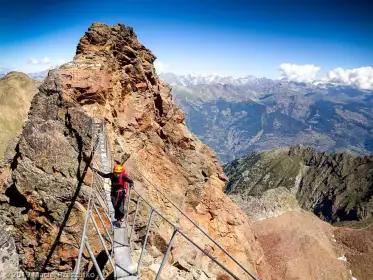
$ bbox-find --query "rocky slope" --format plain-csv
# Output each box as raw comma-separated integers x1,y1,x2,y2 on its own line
0,72,40,160
160,73,373,163
253,211,373,280
224,145,373,226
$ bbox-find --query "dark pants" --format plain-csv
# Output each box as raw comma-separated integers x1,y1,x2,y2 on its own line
111,189,126,221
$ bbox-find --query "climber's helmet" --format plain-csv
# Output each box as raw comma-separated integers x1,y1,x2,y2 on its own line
113,164,124,176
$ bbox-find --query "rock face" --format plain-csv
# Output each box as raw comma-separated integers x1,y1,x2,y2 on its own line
0,64,111,277
160,73,373,163
225,145,373,226
0,72,40,160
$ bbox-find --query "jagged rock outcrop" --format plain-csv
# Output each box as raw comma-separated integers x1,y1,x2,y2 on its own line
0,23,270,279
70,22,269,279
0,50,110,278
0,72,40,160
225,145,373,226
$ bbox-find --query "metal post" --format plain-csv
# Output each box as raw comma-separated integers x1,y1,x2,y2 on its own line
177,230,240,280
126,188,131,223
129,189,248,280
130,164,259,280
85,240,105,280
129,198,141,244
90,215,116,278
155,228,178,280
71,210,91,280
137,209,154,275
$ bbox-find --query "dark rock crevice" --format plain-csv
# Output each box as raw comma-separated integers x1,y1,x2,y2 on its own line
5,184,31,210
154,93,164,118
10,143,21,171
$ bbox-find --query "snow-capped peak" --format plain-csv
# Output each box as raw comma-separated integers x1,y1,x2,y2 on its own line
159,72,257,86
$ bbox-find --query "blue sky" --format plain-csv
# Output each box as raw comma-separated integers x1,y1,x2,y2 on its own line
0,0,372,79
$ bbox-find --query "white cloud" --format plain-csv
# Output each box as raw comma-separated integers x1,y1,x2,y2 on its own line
279,63,321,83
322,66,373,90
28,57,52,65
154,61,170,73
28,58,39,65
41,57,51,64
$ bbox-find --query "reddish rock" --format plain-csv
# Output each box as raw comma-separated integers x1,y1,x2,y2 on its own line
83,168,94,186
135,82,147,88
252,211,351,280
334,225,373,280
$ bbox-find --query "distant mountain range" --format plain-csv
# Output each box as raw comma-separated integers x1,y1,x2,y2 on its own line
159,72,259,86
26,69,50,80
160,73,373,163
0,67,11,78
0,68,53,80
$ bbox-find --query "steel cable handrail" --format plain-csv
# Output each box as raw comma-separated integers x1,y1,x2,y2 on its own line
72,121,99,279
127,188,241,280
93,119,259,280
126,162,259,280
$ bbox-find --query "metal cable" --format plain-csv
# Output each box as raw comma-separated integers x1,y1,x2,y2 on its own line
72,119,117,280
72,122,100,279
73,118,258,280
127,159,259,280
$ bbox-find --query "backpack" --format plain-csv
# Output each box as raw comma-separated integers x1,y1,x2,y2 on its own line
119,171,129,200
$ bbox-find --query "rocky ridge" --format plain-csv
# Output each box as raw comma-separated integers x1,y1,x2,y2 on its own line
225,145,373,226
73,22,269,280
0,72,40,160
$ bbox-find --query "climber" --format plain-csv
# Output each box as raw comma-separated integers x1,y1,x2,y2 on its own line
92,164,134,227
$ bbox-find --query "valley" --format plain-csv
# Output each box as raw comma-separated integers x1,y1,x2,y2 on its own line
161,73,373,163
